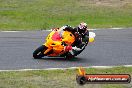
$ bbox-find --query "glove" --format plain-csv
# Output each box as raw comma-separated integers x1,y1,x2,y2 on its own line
64,45,72,51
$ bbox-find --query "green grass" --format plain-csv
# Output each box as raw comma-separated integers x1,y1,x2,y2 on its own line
0,0,132,30
0,66,132,88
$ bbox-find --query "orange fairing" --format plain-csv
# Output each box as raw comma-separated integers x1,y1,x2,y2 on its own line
62,31,75,45
43,29,75,56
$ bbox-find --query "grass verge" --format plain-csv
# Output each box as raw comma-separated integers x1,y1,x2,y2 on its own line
0,0,132,30
0,66,132,88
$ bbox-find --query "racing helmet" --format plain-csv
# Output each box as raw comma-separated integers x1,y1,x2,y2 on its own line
78,22,87,34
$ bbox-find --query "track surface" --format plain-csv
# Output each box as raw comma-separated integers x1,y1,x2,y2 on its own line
0,29,132,70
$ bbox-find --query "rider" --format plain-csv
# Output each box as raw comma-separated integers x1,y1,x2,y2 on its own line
61,22,89,57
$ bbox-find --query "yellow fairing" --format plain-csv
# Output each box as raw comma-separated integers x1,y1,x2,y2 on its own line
43,29,75,56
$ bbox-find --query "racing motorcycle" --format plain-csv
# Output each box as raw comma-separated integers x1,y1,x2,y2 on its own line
33,27,95,59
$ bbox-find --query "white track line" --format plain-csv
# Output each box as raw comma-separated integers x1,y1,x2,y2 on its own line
0,65,132,72
0,29,96,32
1,31,22,32
0,27,126,33
110,28,123,29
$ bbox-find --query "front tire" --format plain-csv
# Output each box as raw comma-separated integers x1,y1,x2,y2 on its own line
33,45,47,59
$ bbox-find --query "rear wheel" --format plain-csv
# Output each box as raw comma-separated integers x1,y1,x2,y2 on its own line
33,45,47,59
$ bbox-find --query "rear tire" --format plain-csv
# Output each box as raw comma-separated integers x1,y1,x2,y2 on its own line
33,45,47,59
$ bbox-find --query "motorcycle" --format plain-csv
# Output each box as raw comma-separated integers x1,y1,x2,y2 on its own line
33,27,95,59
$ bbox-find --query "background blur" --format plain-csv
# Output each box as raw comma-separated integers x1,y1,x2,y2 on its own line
0,0,132,30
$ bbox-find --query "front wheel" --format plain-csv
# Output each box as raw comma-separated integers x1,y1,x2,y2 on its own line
33,45,47,59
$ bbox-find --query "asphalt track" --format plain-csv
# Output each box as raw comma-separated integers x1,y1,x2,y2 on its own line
0,28,132,70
